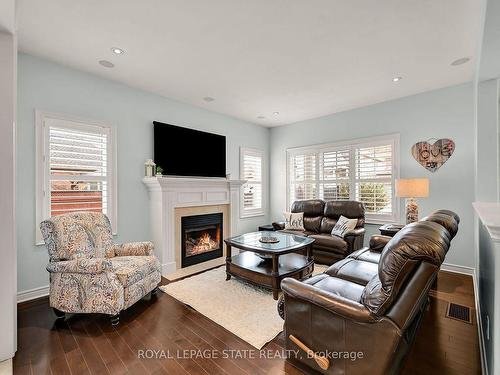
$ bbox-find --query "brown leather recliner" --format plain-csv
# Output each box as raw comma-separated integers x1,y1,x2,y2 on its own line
279,210,459,375
273,200,366,264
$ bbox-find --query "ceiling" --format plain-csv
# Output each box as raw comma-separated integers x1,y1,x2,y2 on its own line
17,0,482,127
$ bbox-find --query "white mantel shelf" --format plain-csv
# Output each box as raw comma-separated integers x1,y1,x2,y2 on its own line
143,176,246,275
473,202,500,242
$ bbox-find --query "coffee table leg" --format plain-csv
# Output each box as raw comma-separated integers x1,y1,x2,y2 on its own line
307,245,313,262
272,254,279,300
226,244,232,281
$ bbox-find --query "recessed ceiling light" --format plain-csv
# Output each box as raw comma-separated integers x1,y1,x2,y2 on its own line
392,76,402,82
111,47,125,55
273,111,280,115
203,97,215,102
451,57,470,66
98,60,114,68
257,116,266,119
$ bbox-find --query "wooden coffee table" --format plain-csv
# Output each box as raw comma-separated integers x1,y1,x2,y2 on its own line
224,231,315,300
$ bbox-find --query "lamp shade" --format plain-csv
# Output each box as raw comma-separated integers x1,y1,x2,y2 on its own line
396,178,429,198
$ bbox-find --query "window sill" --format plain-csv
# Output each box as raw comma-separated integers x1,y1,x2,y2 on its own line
240,212,265,219
364,217,400,226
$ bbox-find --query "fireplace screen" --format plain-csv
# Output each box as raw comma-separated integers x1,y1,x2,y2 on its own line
181,213,223,268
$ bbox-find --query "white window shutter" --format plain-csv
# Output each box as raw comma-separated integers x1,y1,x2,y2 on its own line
48,125,110,217
354,144,393,216
287,135,398,223
289,152,317,205
240,148,265,217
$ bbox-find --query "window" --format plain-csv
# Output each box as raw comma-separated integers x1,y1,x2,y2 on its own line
287,134,399,223
240,147,265,218
36,111,117,243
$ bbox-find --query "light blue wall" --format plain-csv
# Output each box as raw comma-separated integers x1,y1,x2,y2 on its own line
17,53,270,293
476,79,499,202
270,83,475,268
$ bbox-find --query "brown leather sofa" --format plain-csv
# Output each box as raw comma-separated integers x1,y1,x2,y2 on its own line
278,210,459,375
273,200,366,264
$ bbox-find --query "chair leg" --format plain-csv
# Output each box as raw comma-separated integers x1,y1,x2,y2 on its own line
110,313,120,326
53,308,66,319
151,287,159,295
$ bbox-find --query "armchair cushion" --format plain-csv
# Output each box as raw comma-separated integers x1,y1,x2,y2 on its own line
40,212,114,260
110,256,160,287
46,258,112,274
111,241,154,257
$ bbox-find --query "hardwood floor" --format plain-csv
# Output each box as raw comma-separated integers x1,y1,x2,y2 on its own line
14,270,481,375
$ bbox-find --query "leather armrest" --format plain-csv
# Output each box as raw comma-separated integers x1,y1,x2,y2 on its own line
112,241,154,257
281,278,375,323
345,227,365,238
369,235,392,252
344,227,365,253
46,258,112,274
272,221,286,230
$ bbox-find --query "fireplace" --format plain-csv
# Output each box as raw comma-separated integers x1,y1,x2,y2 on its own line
181,213,223,268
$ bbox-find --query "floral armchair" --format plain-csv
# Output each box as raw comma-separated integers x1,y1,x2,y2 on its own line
40,212,161,325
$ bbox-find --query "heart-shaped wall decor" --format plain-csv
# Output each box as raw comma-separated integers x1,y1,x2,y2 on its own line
411,138,455,172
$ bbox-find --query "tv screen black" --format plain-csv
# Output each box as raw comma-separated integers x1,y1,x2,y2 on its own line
153,121,226,178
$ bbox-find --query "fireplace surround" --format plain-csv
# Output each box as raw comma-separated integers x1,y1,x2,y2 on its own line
181,213,223,267
143,176,246,276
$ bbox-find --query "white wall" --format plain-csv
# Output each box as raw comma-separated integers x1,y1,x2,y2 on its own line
17,53,270,294
0,30,17,360
270,83,476,268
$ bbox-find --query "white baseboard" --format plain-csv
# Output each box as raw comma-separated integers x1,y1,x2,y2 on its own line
441,262,475,276
17,285,49,303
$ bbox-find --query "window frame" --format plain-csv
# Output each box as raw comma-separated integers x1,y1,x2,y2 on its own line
239,147,266,218
35,110,117,244
286,134,400,224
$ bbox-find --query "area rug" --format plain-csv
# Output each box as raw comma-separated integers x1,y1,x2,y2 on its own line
160,264,328,349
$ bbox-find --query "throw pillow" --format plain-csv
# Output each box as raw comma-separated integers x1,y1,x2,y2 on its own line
283,212,305,231
331,216,358,238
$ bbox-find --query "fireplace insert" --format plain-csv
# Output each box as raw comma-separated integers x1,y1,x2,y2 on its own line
181,213,223,268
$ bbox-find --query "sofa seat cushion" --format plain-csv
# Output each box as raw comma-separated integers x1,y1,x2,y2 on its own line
111,256,160,287
325,258,378,286
348,248,382,264
308,234,347,254
304,274,364,302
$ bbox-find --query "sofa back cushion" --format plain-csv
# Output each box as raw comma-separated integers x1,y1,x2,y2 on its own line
433,209,460,224
291,200,325,232
421,211,459,240
320,200,365,234
361,221,449,315
40,212,114,261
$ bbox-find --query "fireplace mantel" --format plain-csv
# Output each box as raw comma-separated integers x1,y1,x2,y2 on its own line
143,176,246,275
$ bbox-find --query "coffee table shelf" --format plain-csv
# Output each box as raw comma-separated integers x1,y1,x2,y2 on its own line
224,231,315,299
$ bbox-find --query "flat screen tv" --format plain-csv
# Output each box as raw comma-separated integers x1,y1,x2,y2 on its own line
153,121,226,178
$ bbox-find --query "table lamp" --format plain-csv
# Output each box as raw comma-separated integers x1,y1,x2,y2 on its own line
396,178,429,224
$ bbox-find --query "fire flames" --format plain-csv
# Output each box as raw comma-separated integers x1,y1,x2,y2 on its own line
190,232,218,255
